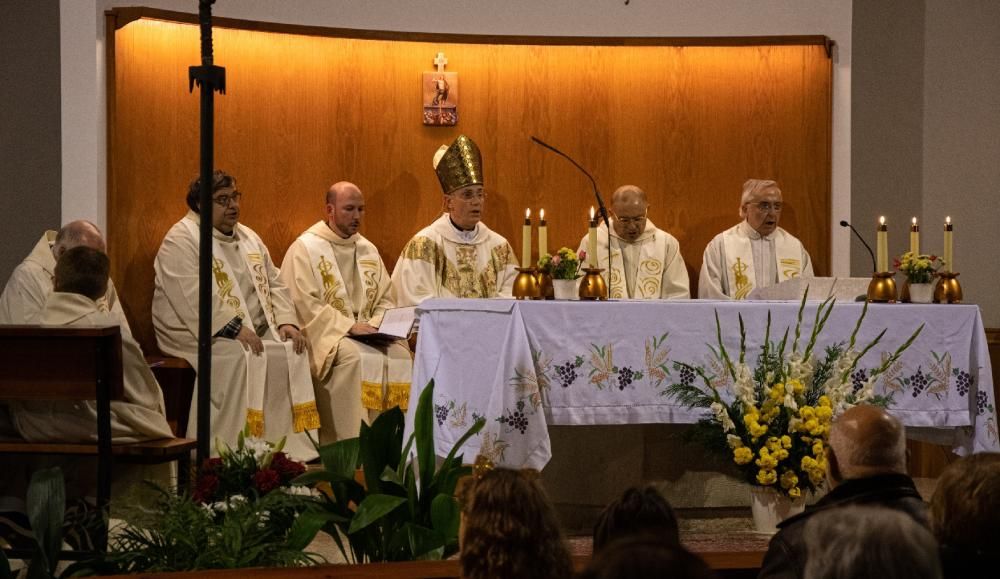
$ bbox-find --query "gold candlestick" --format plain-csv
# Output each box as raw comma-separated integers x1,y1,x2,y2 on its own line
513,267,541,300
933,271,962,304
579,267,608,300
867,271,897,303
535,270,554,300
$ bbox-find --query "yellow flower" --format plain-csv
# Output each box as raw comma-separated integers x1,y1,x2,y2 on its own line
786,379,805,395
733,447,753,465
780,435,792,449
812,441,825,456
799,406,816,420
803,418,819,434
757,469,777,485
780,469,799,489
816,405,833,421
756,450,778,470
766,437,781,452
776,448,789,461
769,385,784,401
788,486,802,498
818,395,831,407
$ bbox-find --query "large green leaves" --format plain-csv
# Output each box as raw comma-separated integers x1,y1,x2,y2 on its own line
348,494,407,534
26,466,65,578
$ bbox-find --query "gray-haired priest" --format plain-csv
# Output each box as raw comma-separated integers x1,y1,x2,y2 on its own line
279,181,412,445
152,170,320,460
391,134,517,305
698,179,813,300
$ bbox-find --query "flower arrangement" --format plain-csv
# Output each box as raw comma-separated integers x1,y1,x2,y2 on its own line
666,293,922,499
193,429,307,507
538,247,586,280
895,251,944,284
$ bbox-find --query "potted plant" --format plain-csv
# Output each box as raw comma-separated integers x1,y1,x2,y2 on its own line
537,247,586,300
895,251,944,303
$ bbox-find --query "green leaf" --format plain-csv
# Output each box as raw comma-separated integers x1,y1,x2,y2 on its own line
286,510,343,551
348,494,407,534
27,466,65,576
0,552,9,579
359,407,405,494
403,523,447,560
429,494,460,539
320,437,360,481
414,380,437,497
430,417,485,491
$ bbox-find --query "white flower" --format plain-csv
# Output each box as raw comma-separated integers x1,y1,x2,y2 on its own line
732,365,756,406
726,434,743,449
783,393,799,411
244,437,272,463
283,485,316,497
710,402,736,432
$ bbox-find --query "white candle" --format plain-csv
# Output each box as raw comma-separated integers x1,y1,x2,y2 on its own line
522,208,532,268
877,216,888,273
944,216,953,272
538,209,547,259
588,206,598,268
910,217,919,255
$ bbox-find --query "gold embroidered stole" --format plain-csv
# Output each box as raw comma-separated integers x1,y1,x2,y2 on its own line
598,224,666,299
722,225,803,300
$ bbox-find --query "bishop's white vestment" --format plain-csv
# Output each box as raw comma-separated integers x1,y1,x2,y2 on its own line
699,221,813,300
577,220,690,300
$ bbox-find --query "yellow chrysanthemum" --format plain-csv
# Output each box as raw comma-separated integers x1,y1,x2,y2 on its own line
788,486,802,499
733,447,753,465
812,441,825,456
816,405,833,421
780,469,799,489
818,395,831,407
786,379,805,395
780,435,793,449
757,469,778,485
799,406,816,420
769,385,785,401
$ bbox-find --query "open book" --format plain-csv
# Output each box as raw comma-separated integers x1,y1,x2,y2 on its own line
348,306,417,344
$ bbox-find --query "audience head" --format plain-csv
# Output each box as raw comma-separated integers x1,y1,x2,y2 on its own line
611,185,650,242
434,134,485,230
53,246,110,301
827,404,907,485
187,170,241,234
326,181,365,238
53,220,106,259
580,535,716,579
739,179,782,236
803,505,941,579
930,453,1000,572
593,485,680,553
459,468,572,579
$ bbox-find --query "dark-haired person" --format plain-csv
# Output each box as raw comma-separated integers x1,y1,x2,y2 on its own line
593,485,681,554
152,170,319,460
580,535,717,579
930,452,1000,578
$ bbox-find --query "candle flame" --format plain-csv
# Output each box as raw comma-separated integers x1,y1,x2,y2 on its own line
590,206,595,220
879,216,886,225
912,217,917,225
539,208,545,221
946,216,951,224
525,208,531,219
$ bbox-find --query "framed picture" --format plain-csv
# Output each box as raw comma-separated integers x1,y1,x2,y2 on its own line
422,71,458,126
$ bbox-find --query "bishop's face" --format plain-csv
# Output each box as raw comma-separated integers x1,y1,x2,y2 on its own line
210,185,241,235
743,186,783,237
445,184,485,230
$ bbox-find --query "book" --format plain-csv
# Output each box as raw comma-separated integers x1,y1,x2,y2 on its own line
348,306,416,344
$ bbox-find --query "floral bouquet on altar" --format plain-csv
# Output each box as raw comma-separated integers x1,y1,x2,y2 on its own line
537,247,586,280
193,429,309,508
665,292,922,499
895,251,944,284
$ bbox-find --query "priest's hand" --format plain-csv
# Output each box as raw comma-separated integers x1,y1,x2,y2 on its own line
348,323,379,336
278,324,308,355
235,325,264,356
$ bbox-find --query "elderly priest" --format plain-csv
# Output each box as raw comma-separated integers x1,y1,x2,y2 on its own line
391,134,517,305
698,179,813,299
577,184,690,300
152,170,319,460
279,181,412,444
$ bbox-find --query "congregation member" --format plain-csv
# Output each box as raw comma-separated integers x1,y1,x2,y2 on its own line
391,134,517,305
592,485,681,554
758,405,928,579
930,452,1000,578
0,220,128,326
698,179,813,299
579,535,717,579
577,185,689,299
152,170,319,460
279,181,412,445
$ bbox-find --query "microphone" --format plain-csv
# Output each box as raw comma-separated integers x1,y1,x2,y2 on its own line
531,136,611,231
840,220,877,273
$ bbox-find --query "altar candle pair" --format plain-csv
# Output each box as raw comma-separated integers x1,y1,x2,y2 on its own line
521,209,549,268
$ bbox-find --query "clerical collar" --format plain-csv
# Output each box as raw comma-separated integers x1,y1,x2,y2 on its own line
449,217,478,242
325,222,357,244
740,220,772,241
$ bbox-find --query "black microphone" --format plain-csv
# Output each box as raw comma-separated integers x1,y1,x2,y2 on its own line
840,220,877,273
531,136,611,232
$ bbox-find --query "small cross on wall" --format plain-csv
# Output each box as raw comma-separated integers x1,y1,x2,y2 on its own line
433,52,448,73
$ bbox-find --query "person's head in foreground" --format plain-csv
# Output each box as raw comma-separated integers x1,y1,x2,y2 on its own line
592,485,680,554
827,404,907,486
579,534,717,579
54,246,110,301
53,220,106,259
930,452,1000,577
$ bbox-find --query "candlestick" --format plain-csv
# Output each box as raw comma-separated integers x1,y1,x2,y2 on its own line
877,216,888,273
944,216,953,272
588,206,598,268
539,208,548,259
522,208,532,268
910,217,919,255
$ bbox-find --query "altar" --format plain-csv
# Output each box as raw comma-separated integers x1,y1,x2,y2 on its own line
408,299,999,470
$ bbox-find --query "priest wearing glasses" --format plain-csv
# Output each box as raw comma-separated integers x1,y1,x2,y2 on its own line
391,135,517,305
698,179,813,300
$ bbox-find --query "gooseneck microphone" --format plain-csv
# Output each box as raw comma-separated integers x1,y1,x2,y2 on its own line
840,220,877,273
530,136,612,231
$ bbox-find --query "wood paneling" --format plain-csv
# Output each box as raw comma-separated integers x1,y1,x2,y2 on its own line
109,17,832,353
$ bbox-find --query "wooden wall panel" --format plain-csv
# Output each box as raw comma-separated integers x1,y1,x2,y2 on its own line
109,18,832,353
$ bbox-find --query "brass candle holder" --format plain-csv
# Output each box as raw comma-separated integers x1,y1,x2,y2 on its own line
867,272,897,303
512,267,541,300
933,271,963,304
535,270,555,300
578,267,609,300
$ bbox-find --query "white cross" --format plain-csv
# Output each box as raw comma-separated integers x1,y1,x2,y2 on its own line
433,52,448,73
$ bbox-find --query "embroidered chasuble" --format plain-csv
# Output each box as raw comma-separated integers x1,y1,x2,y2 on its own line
0,230,129,328
152,212,319,460
391,213,517,306
576,220,690,300
9,292,173,443
698,221,813,300
280,222,413,444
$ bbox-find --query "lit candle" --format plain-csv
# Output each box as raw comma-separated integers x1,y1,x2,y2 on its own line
910,217,919,255
538,209,548,259
522,208,532,268
588,206,598,268
944,216,953,272
877,216,888,273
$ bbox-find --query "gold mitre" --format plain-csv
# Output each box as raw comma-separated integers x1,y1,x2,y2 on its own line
433,134,483,194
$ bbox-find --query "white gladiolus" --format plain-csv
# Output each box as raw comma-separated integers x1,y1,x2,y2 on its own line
710,402,736,432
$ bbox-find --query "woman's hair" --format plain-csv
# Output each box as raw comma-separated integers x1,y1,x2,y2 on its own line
579,535,716,579
592,485,680,553
459,468,573,579
930,453,1000,567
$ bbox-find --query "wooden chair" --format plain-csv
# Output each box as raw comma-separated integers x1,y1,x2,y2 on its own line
0,325,197,556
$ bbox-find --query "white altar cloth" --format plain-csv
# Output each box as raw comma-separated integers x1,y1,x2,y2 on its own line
408,299,999,470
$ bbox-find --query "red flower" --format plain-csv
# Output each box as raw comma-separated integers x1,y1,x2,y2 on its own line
271,452,306,482
253,468,282,494
193,473,220,504
200,457,223,474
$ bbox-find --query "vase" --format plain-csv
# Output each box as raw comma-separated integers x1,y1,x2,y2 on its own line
552,279,579,300
749,486,805,534
908,282,934,304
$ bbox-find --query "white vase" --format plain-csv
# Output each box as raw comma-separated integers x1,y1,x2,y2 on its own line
909,282,934,304
552,278,579,300
749,486,805,534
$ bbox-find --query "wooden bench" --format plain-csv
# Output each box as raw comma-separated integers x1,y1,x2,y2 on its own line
0,325,197,554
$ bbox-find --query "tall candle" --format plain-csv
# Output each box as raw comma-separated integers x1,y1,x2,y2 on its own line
588,206,598,267
944,216,953,272
538,209,548,259
522,209,532,268
910,217,920,255
877,216,888,273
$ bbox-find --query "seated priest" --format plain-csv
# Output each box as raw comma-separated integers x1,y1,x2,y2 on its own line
391,134,518,305
279,181,412,445
0,220,128,327
577,185,690,299
698,179,813,300
152,170,319,460
8,246,173,443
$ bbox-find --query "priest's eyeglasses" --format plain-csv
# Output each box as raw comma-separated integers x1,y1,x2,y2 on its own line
614,210,648,226
213,192,243,207
749,201,782,213
450,190,486,202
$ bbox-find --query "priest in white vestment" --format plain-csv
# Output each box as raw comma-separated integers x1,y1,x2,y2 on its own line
699,179,814,300
152,170,319,460
577,185,690,300
280,182,412,444
391,134,517,305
